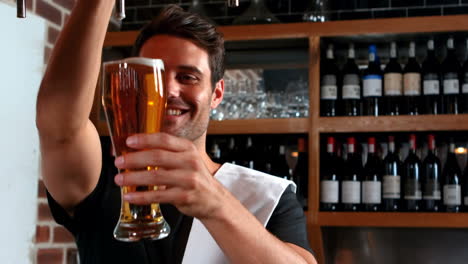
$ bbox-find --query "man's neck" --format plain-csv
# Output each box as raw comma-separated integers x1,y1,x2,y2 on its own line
194,133,222,176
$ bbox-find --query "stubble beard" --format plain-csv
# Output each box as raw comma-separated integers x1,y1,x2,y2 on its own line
162,109,210,142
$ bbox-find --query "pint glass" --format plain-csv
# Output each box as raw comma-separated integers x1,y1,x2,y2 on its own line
102,57,170,241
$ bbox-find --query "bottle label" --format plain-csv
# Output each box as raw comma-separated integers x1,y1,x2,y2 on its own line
342,181,361,204
363,75,382,97
343,74,360,99
248,161,254,169
404,179,422,200
443,73,459,94
463,83,468,94
383,175,400,199
327,143,333,153
404,73,421,95
362,181,382,204
320,180,339,203
321,74,338,100
384,73,403,96
443,184,461,205
422,179,441,200
423,75,440,95
464,196,468,206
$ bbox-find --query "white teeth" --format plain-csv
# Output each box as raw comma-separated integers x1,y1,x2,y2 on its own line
167,109,183,116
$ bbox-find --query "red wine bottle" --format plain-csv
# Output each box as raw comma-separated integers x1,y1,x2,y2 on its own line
382,136,402,211
341,137,362,211
342,44,362,116
255,138,271,174
384,42,403,116
240,136,256,169
362,137,382,211
293,138,309,210
320,137,340,211
363,45,383,116
403,134,422,211
461,38,468,113
210,141,223,164
403,41,422,115
422,39,442,115
443,141,462,212
442,37,460,114
271,144,291,180
226,137,240,165
422,134,442,212
321,44,339,117
462,154,468,211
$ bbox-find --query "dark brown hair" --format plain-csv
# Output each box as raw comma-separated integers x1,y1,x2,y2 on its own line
132,4,225,86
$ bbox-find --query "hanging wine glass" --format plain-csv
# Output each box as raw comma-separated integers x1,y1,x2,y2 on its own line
232,0,280,25
189,0,217,25
303,0,330,22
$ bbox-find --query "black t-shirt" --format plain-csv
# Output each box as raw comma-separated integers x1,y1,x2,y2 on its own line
47,163,313,263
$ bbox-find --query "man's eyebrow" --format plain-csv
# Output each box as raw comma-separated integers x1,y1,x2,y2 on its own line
177,65,203,75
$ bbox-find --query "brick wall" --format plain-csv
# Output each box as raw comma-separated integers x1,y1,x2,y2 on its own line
37,179,78,264
121,0,468,30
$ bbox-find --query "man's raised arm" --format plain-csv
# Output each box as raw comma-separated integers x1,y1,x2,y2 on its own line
36,0,115,210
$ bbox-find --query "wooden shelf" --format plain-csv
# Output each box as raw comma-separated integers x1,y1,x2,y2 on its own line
318,114,468,133
104,15,468,46
207,118,308,135
317,212,468,228
96,118,308,136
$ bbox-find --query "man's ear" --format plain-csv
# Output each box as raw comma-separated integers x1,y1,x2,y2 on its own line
211,79,224,109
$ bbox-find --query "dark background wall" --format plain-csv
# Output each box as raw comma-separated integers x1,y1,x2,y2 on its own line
121,0,468,30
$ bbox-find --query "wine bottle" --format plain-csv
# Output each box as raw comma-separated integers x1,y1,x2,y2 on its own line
403,41,422,115
271,144,291,180
255,137,271,174
462,153,468,211
422,134,442,212
321,44,339,117
226,137,239,164
461,38,468,113
341,137,362,211
241,136,256,169
403,134,422,211
342,43,362,116
292,138,309,210
363,45,383,116
422,39,442,115
443,141,462,212
384,42,403,116
320,137,340,211
210,141,223,163
442,37,460,114
362,137,382,211
382,135,402,211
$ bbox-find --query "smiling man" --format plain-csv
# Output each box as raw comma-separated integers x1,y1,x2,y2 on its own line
36,2,317,263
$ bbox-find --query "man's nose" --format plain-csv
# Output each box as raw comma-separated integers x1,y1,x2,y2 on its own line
166,77,181,98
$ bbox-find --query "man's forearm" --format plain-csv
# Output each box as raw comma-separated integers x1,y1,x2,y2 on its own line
201,193,316,264
36,0,114,140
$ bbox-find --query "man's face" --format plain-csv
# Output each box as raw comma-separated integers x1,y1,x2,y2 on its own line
139,35,224,142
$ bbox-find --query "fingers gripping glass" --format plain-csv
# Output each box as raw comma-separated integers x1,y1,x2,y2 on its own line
102,57,170,241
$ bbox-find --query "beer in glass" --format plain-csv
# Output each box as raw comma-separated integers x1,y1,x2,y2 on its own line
102,57,170,241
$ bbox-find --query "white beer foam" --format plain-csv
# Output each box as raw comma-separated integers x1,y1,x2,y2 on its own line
104,57,165,70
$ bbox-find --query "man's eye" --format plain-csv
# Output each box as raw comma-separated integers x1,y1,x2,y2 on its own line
177,74,198,83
